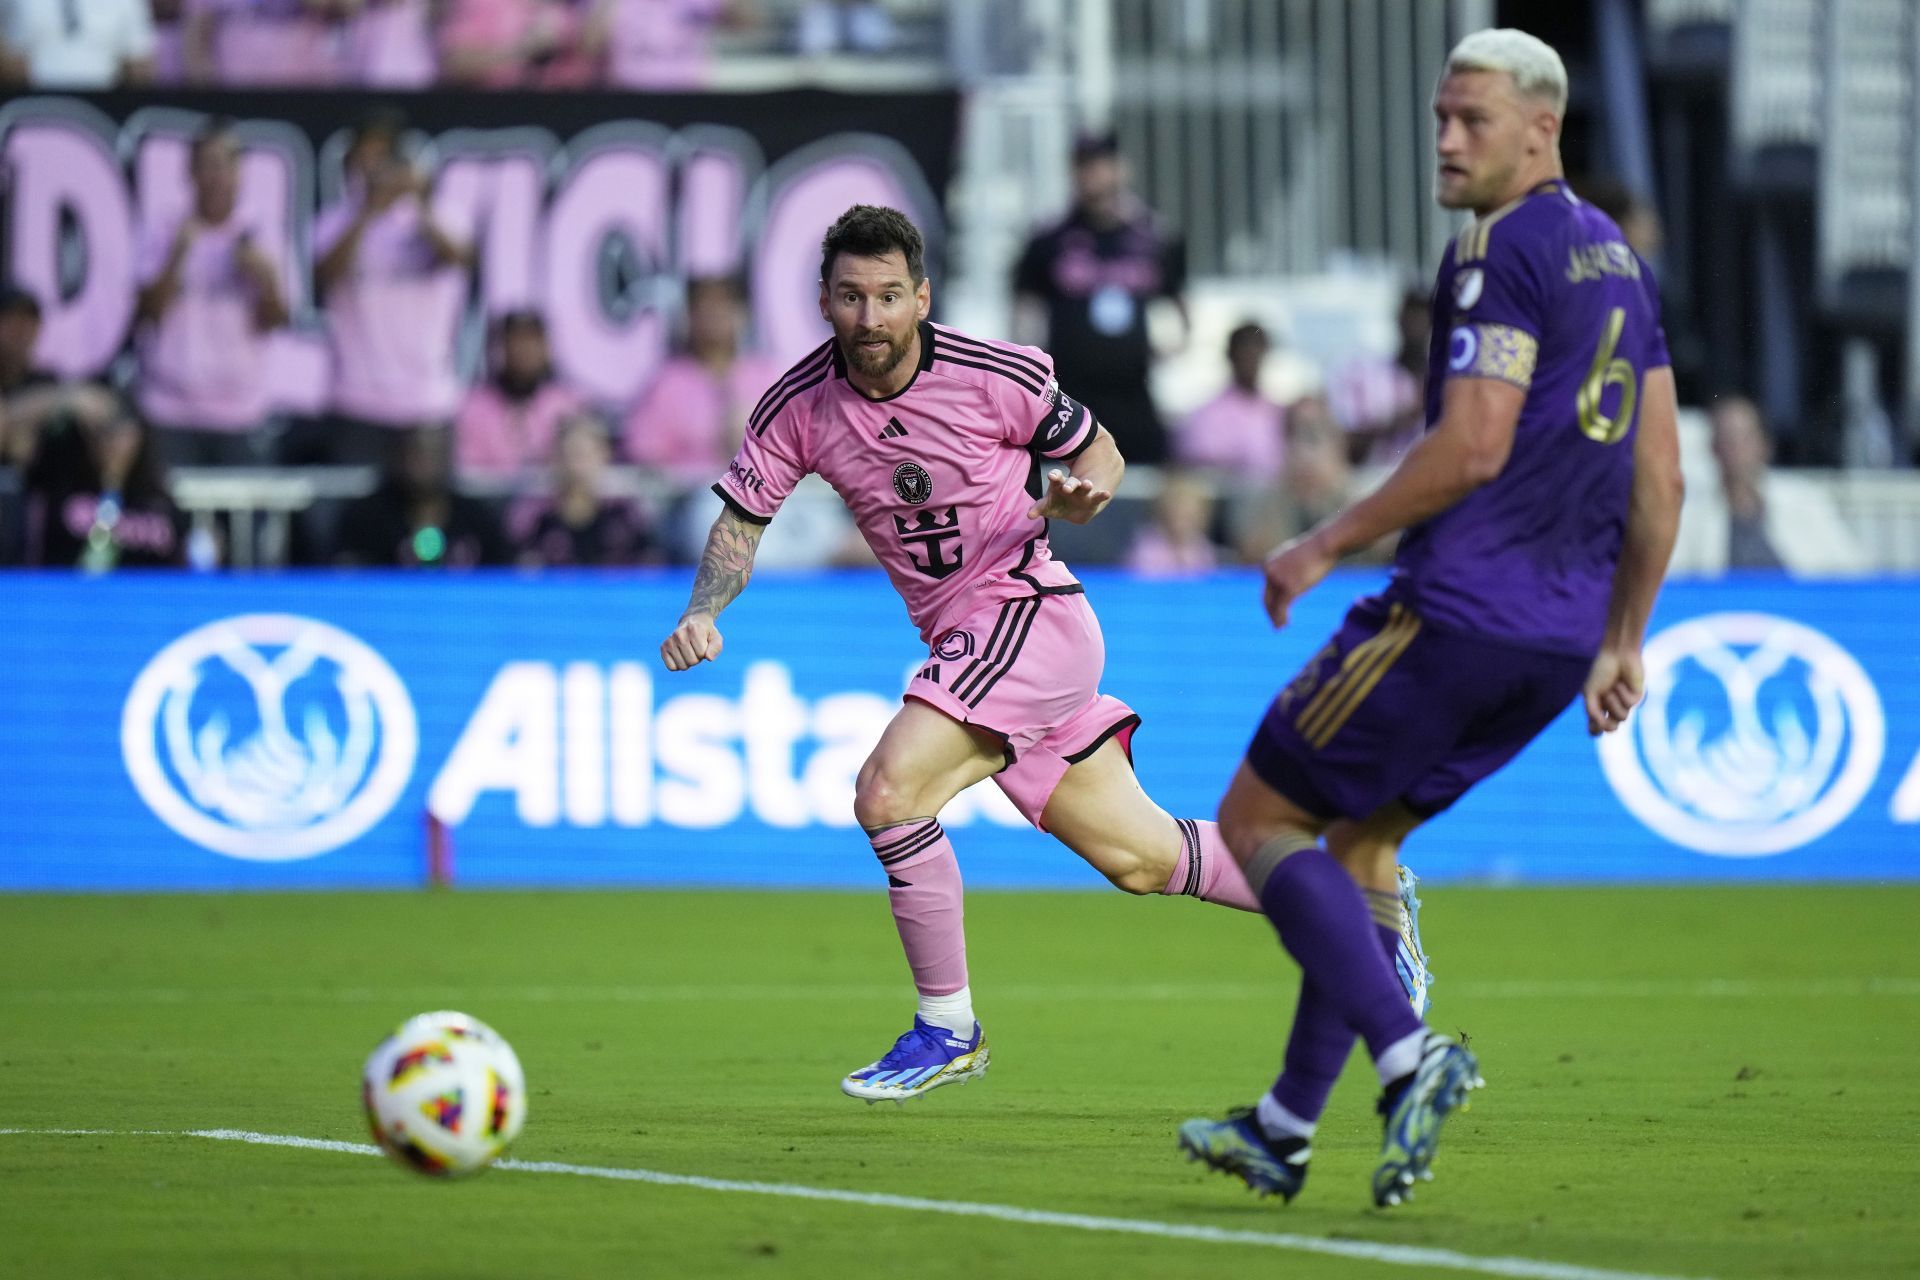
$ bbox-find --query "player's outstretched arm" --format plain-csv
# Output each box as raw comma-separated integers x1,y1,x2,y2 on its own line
1262,377,1522,627
661,505,766,671
1585,366,1683,735
1026,425,1122,524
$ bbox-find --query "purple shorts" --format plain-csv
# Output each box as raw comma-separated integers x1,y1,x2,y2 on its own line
1246,596,1590,820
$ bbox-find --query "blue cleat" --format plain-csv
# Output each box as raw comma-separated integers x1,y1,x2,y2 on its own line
1373,1034,1483,1207
1396,863,1435,1018
840,1016,989,1103
1177,1108,1311,1202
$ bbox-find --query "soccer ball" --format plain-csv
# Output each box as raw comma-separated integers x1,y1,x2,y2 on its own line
362,1010,527,1178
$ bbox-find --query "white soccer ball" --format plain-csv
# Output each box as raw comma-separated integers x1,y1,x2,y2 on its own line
362,1010,527,1178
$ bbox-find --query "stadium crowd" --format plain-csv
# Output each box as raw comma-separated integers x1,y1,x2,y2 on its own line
0,108,1412,574
0,1,1870,576
0,0,915,91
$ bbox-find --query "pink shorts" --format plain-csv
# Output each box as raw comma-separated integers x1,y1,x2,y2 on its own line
906,591,1139,830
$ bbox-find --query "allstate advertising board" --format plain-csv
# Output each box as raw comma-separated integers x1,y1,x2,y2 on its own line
3,572,1913,889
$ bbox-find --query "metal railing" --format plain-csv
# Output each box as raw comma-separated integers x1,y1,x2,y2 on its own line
945,0,1492,331
148,461,1920,575
1729,0,1822,185
1817,0,1912,304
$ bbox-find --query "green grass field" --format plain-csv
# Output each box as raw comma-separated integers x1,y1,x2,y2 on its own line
2,886,1915,1280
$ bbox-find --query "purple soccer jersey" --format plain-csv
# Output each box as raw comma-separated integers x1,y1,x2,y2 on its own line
1388,179,1672,656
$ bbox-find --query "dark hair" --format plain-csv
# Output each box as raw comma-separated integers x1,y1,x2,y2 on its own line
686,274,743,303
1072,130,1121,165
820,205,925,285
497,308,546,339
0,281,42,320
1226,321,1267,355
190,116,237,163
28,397,168,505
352,105,408,149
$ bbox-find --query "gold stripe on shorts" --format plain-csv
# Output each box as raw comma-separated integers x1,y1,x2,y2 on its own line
1301,610,1423,749
1290,610,1413,740
1294,604,1412,742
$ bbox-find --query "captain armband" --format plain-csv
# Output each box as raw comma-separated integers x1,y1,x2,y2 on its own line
1446,323,1539,390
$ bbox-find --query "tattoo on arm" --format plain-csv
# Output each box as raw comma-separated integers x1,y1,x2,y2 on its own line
683,509,765,620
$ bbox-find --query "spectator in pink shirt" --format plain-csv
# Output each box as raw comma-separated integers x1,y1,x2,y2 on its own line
1171,321,1285,482
1126,469,1225,577
1325,284,1428,466
455,310,585,480
311,110,474,465
1231,394,1390,566
437,0,592,89
182,0,352,86
583,0,747,90
134,120,290,467
150,0,188,83
344,0,437,85
622,275,780,482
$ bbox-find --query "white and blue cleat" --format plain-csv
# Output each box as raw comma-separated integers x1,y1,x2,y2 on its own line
1396,863,1435,1018
1177,1108,1311,1202
840,1016,990,1103
1373,1033,1483,1207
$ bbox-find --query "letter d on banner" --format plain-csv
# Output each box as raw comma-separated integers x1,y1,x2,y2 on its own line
3,113,136,376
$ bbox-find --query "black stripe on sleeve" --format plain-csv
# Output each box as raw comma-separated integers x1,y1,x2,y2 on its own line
934,328,1049,379
747,342,832,431
750,368,832,437
930,351,1043,397
711,484,772,526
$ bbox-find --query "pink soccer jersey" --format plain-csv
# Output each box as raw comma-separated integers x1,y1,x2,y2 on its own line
314,193,470,426
713,322,1098,643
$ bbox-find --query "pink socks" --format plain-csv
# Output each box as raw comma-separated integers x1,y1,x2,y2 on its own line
1163,818,1261,912
870,819,969,997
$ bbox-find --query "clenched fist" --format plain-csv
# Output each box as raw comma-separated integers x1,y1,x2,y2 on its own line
661,612,724,671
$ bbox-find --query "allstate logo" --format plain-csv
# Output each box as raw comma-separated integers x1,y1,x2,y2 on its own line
121,615,418,861
1597,613,1883,856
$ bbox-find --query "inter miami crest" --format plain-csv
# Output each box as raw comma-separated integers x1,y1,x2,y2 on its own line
893,461,933,505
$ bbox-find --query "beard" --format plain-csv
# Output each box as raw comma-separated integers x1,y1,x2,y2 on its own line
841,327,913,378
1436,156,1516,211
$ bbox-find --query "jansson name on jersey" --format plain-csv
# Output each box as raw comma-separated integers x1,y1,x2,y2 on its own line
1564,240,1641,284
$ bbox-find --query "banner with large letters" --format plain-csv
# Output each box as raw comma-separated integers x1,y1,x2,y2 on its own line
0,88,957,408
1,571,1914,890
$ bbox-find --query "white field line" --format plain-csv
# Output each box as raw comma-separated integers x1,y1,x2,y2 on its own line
0,1126,1707,1280
0,977,1915,1005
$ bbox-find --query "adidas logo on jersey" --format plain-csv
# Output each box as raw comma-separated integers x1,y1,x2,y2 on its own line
878,418,910,439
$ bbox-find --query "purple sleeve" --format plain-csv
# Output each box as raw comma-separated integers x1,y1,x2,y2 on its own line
1444,233,1548,391
1638,254,1673,370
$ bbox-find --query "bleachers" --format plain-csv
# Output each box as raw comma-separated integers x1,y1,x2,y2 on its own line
1817,0,1914,330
